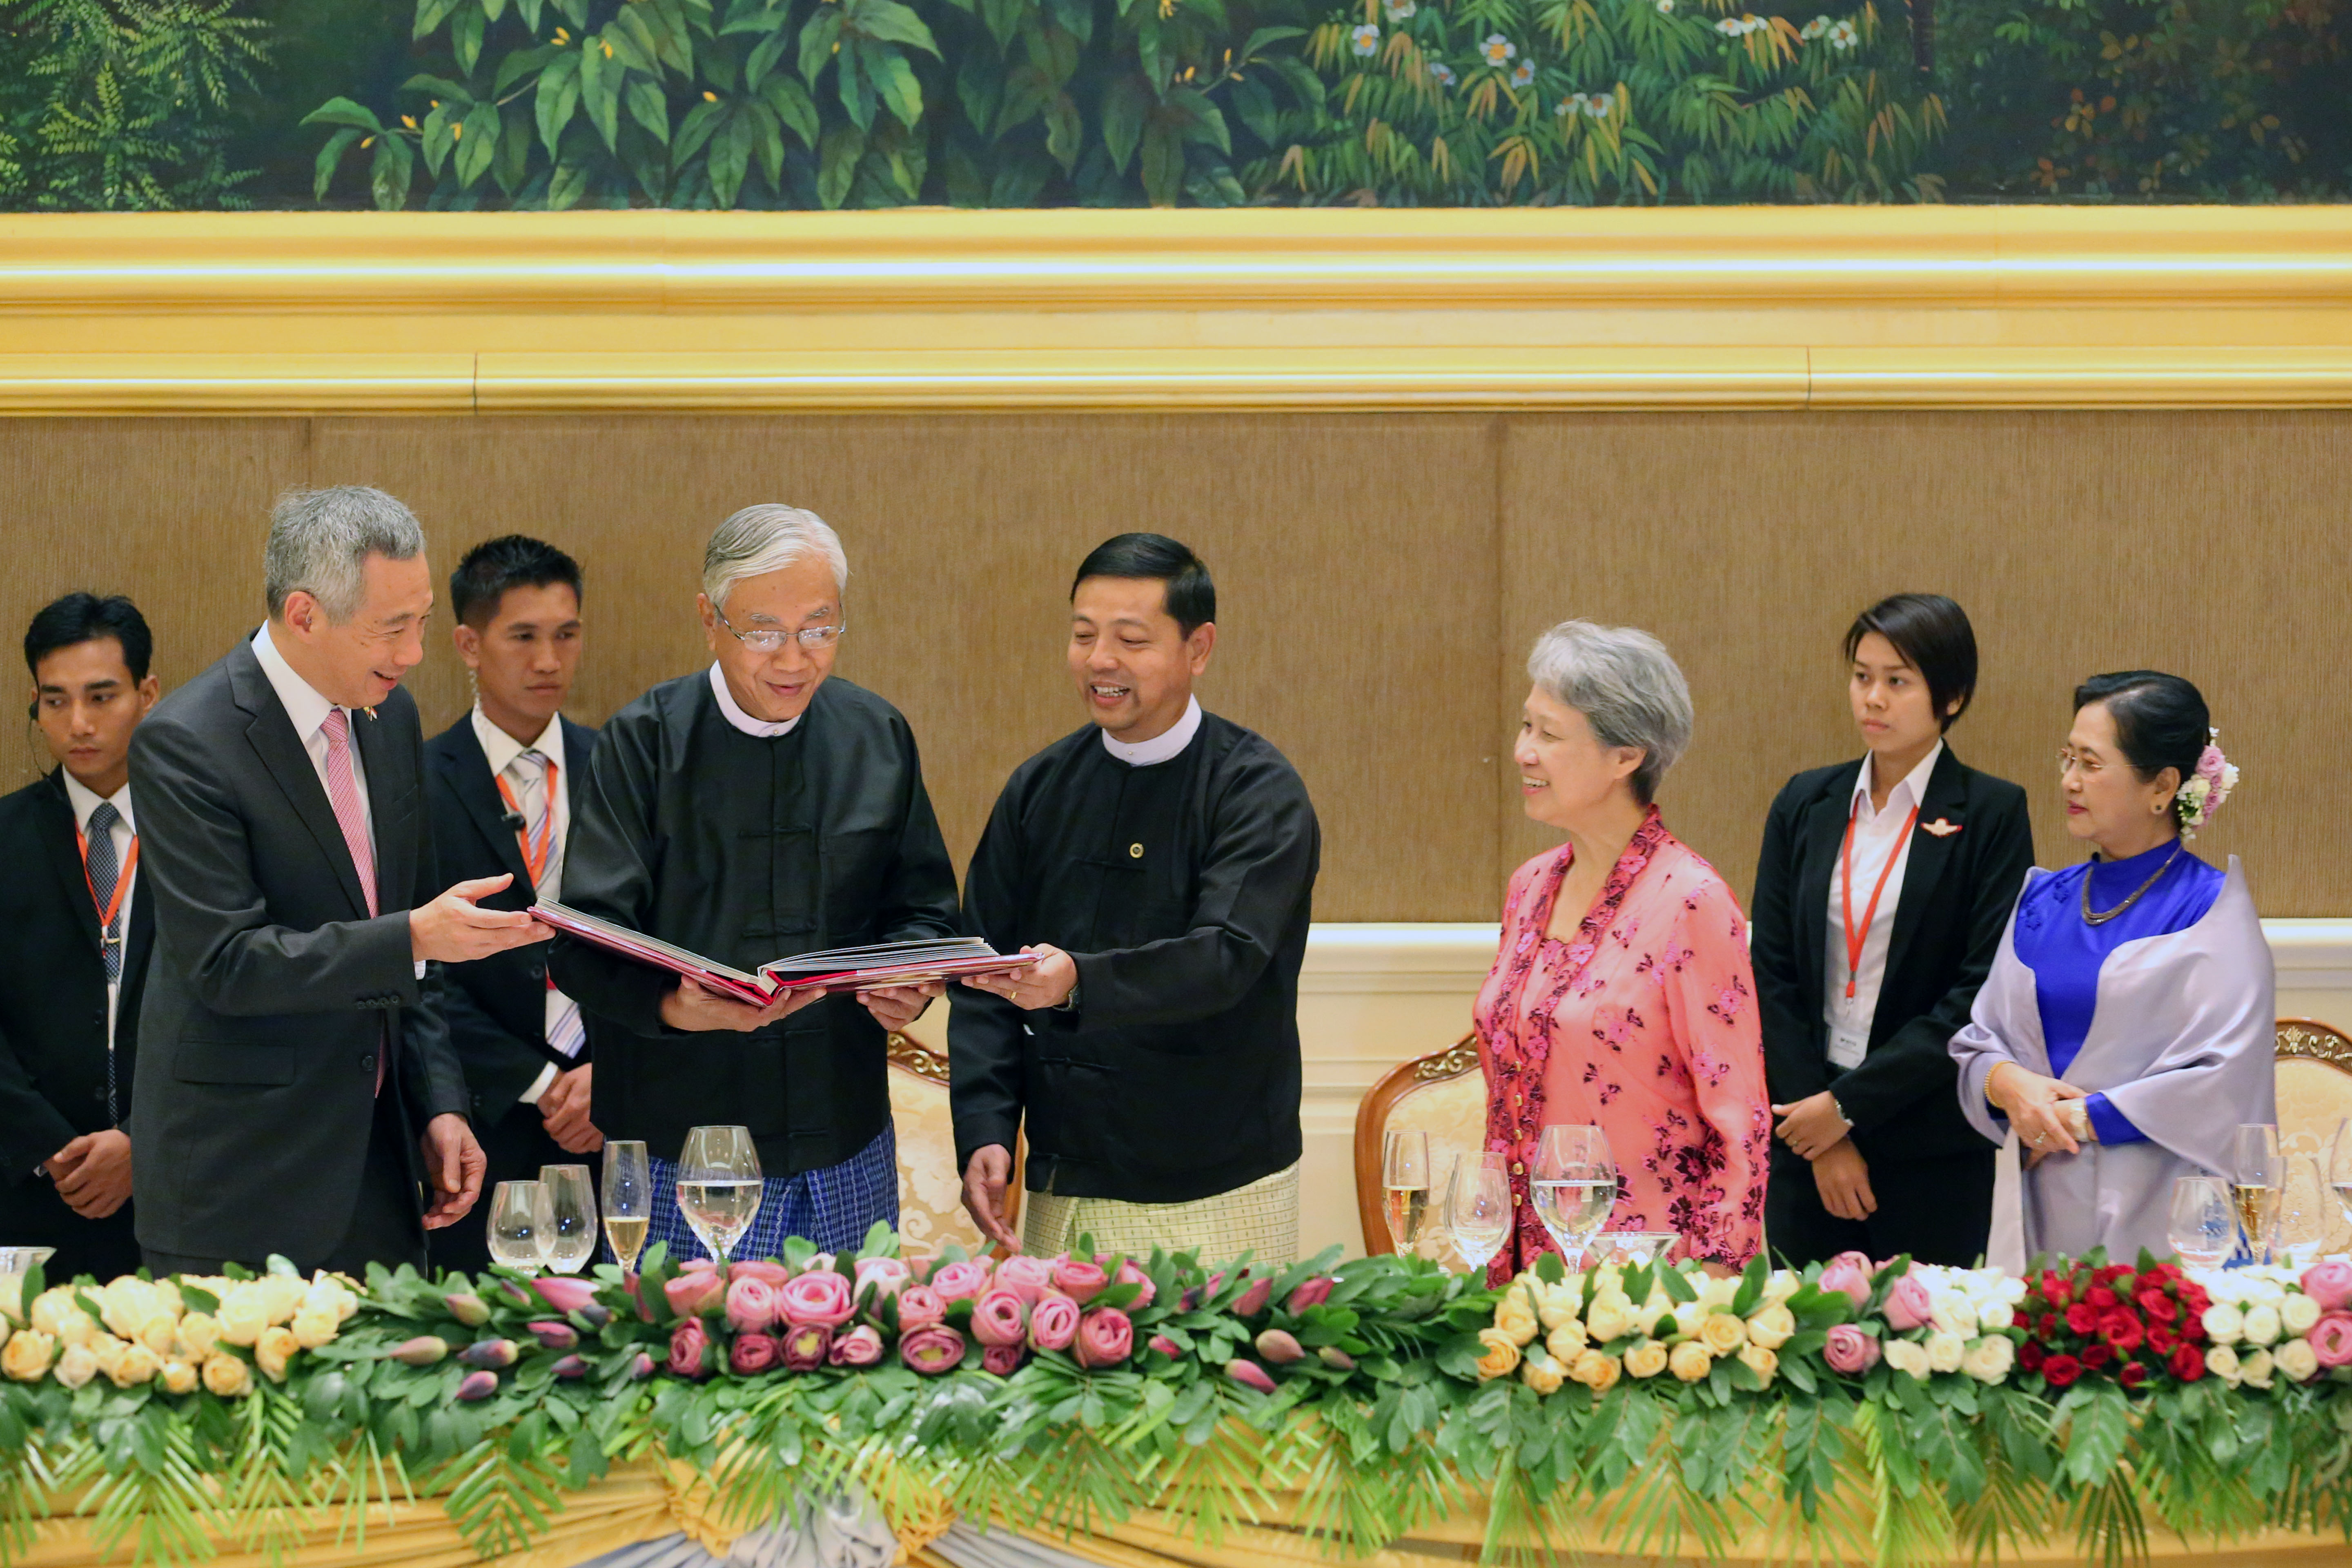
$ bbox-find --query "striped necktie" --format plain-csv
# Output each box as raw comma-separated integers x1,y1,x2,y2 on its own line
86,800,123,982
511,750,587,1061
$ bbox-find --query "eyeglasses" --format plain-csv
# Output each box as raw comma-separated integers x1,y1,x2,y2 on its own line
2056,749,2107,777
714,608,846,653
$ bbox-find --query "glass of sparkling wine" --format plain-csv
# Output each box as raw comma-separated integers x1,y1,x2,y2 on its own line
1531,1123,1616,1270
537,1164,598,1275
1381,1129,1431,1256
1445,1153,1512,1274
486,1180,550,1272
602,1140,651,1272
2232,1123,2282,1265
677,1125,763,1266
2167,1175,2236,1269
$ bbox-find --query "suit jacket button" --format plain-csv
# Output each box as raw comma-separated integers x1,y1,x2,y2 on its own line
361,1053,377,1074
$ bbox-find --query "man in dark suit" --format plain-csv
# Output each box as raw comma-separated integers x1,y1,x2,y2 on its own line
128,486,550,1275
0,595,161,1281
425,536,603,1274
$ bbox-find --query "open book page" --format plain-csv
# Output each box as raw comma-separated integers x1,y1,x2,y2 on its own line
529,901,780,1004
531,904,1039,999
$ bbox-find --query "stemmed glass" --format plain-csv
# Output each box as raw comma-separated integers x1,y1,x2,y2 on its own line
1444,1153,1512,1274
2276,1155,2328,1269
677,1125,763,1267
2232,1124,2282,1265
2167,1174,2236,1269
486,1180,551,1272
1381,1130,1432,1256
1530,1124,1617,1270
602,1140,652,1272
538,1164,598,1275
2329,1118,2352,1231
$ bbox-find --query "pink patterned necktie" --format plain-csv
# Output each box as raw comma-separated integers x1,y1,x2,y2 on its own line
321,708,385,1096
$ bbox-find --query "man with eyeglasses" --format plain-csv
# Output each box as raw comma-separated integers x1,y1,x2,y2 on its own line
549,505,958,1258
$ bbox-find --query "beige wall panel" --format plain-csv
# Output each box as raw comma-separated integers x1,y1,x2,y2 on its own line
1499,410,2352,917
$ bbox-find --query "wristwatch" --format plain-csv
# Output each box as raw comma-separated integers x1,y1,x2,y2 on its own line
1830,1094,1852,1129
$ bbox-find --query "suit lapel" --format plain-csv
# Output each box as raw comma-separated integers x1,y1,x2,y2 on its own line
37,773,100,954
1881,747,1970,988
1795,762,1861,1021
443,722,533,892
229,642,371,919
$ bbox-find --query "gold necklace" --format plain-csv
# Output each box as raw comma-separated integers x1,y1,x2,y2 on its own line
2080,843,2183,927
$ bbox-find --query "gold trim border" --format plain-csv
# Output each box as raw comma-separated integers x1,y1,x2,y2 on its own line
6,209,2352,413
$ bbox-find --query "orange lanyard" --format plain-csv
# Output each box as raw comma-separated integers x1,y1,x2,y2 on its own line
495,758,559,887
75,826,138,941
1839,794,1918,1000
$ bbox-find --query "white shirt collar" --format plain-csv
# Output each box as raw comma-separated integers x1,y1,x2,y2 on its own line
60,771,134,837
1853,739,1944,818
250,622,341,744
471,703,567,778
1102,696,1202,766
709,662,802,738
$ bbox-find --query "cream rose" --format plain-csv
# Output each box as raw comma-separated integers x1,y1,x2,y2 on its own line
2204,1345,2242,1385
202,1353,253,1397
304,1279,359,1323
2239,1348,2275,1389
1545,1320,1588,1362
1884,1339,1932,1380
215,1286,269,1347
1668,1340,1714,1383
1520,1350,1566,1395
2201,1303,2244,1345
88,1335,130,1377
1745,1303,1795,1350
1633,1298,1673,1337
1585,1300,1636,1344
1762,1271,1800,1307
173,1312,222,1361
290,1307,339,1350
53,1343,99,1390
1698,1274,1742,1311
1622,1339,1670,1380
1495,1288,1541,1348
1534,1280,1579,1332
161,1357,200,1395
109,1344,162,1389
1698,1312,1747,1355
99,1278,160,1339
1570,1349,1621,1393
2241,1305,2282,1348
1925,1332,1967,1375
1977,1301,2016,1333
254,1326,299,1383
2274,1336,2320,1383
1474,1327,1523,1381
138,1315,178,1356
1,1330,57,1383
30,1287,96,1347
2280,1294,2322,1336
1737,1342,1777,1386
1962,1335,2015,1385
258,1275,307,1326
1669,1300,1709,1340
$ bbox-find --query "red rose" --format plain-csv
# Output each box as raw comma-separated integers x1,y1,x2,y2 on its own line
2083,1343,2114,1370
2043,1354,2083,1388
2038,1313,2061,1339
2019,1341,2047,1372
2179,1283,2212,1317
2101,1309,2145,1354
2095,1265,2128,1285
2119,1361,2148,1390
2087,1286,2119,1310
2147,1322,2178,1357
2041,1273,2071,1305
2137,1289,2179,1323
2168,1344,2205,1381
2066,1303,2101,1336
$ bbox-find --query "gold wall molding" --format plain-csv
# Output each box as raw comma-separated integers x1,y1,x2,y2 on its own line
4,209,2352,412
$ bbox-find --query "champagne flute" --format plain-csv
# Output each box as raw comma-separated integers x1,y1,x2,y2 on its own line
1444,1152,1512,1274
2233,1123,2282,1265
486,1180,551,1272
1381,1130,1432,1256
538,1164,598,1275
602,1139,652,1272
677,1125,763,1266
1530,1124,1617,1270
2167,1174,2236,1269
2276,1155,2327,1270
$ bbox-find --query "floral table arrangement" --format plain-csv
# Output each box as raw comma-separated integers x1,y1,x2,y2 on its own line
2,1234,2349,1568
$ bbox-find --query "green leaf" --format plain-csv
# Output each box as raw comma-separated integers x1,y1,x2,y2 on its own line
483,0,509,22
536,51,581,155
495,101,533,193
605,9,664,71
372,134,416,209
546,158,593,208
745,26,792,87
455,100,501,185
797,9,843,84
743,97,786,185
579,38,621,149
302,97,385,133
837,40,875,129
1045,0,1091,44
709,109,756,204
415,0,466,40
452,5,488,74
843,0,940,54
1043,93,1080,171
1163,87,1229,153
421,100,459,174
1139,122,1183,205
1101,76,1147,171
494,44,559,96
759,74,819,147
1229,75,1274,146
519,0,543,29
1238,24,1306,58
866,43,924,128
818,125,865,207
673,98,728,165
312,127,363,199
626,76,670,142
403,73,475,98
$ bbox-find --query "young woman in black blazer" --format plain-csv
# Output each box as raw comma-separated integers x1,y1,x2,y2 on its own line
1750,595,2036,1267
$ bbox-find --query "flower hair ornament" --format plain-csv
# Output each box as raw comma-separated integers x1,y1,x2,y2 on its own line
2175,729,2240,837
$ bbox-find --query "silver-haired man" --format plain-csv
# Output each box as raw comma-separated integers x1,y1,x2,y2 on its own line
130,486,543,1275
549,505,959,1258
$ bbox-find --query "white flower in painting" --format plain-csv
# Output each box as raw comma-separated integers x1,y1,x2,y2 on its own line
1511,59,1535,86
1827,18,1859,47
1427,61,1457,84
1655,0,1674,12
1584,93,1610,118
1714,16,1741,32
1481,32,1517,64
1557,92,1587,116
1383,0,1416,18
1799,13,1829,36
1351,22,1381,53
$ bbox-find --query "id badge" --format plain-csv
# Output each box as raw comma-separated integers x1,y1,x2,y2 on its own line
1827,1026,1869,1070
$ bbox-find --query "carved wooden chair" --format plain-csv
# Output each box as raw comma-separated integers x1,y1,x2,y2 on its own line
2275,1018,2352,1257
886,1033,1021,1258
1352,1034,1488,1256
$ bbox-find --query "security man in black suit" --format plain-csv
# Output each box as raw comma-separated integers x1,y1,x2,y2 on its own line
424,536,604,1274
0,595,160,1281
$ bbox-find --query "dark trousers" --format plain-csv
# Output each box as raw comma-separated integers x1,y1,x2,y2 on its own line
1767,1143,1996,1269
3,1175,142,1284
145,1083,423,1276
428,1097,597,1276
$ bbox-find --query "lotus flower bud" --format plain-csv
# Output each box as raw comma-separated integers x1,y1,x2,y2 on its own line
575,1303,612,1330
1254,1328,1306,1364
530,1276,599,1314
1148,1334,1182,1359
1232,1277,1273,1317
525,1320,579,1351
444,1293,491,1327
454,1370,499,1401
390,1335,450,1366
456,1338,518,1369
497,1280,535,1307
629,1351,655,1380
1317,1346,1357,1372
550,1354,589,1380
1225,1358,1277,1394
1287,1277,1336,1313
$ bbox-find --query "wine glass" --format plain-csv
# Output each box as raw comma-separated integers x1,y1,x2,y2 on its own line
1530,1124,1617,1270
538,1164,598,1275
1591,1232,1681,1268
2167,1174,2236,1269
2276,1155,2328,1269
486,1180,551,1272
677,1125,763,1266
602,1140,651,1272
1381,1129,1432,1256
2328,1117,2352,1232
1444,1152,1511,1274
2232,1124,2282,1265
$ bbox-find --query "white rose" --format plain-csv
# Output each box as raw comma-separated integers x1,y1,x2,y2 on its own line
1884,1339,1932,1380
1745,1303,1796,1350
53,1342,98,1390
290,1307,339,1350
2204,1344,2242,1385
1977,1301,2015,1333
2241,1305,2282,1348
2274,1337,2320,1383
2201,1303,2244,1345
2242,1278,2286,1308
1762,1270,1801,1307
1924,1332,1967,1374
98,1278,160,1339
258,1274,307,1326
1670,1300,1708,1339
1698,1274,1741,1311
2239,1348,2274,1390
1962,1336,2015,1385
2280,1294,2321,1336
1585,1300,1635,1343
215,1285,269,1347
1931,1296,1980,1337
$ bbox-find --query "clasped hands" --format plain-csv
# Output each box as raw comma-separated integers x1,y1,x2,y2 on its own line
1770,1091,1877,1223
1986,1062,2093,1165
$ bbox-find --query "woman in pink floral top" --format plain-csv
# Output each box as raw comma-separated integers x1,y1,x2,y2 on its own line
1474,621,1771,1282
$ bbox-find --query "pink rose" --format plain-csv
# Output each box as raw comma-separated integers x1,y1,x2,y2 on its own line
2310,1312,2352,1369
1028,1291,1082,1353
996,1254,1055,1305
782,1323,833,1372
2300,1259,2352,1312
728,1260,792,1287
1819,1253,1874,1310
798,1253,835,1276
779,1270,856,1329
900,1325,967,1375
1883,1275,1933,1332
1075,1307,1134,1369
1114,1258,1156,1310
1824,1324,1881,1376
1287,1276,1335,1314
855,1256,911,1303
667,1319,709,1379
730,1332,780,1375
980,1343,1026,1377
930,1260,992,1303
1049,1256,1109,1305
829,1325,885,1367
970,1289,1029,1348
896,1285,946,1334
665,1272,724,1319
725,1276,780,1334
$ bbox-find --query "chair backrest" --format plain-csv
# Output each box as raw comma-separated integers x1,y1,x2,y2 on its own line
886,1033,1021,1258
2275,1018,2352,1258
1353,1035,1487,1256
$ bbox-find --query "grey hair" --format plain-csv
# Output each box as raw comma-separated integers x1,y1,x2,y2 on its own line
702,505,849,610
264,486,427,621
1526,619,1694,804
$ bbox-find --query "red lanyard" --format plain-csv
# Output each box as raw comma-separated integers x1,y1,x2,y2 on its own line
1839,794,1918,1000
76,826,138,938
495,758,559,887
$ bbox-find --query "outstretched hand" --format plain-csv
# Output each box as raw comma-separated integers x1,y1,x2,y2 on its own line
410,874,550,963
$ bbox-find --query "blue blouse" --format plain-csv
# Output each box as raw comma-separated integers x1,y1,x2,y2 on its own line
2011,839,2225,1145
